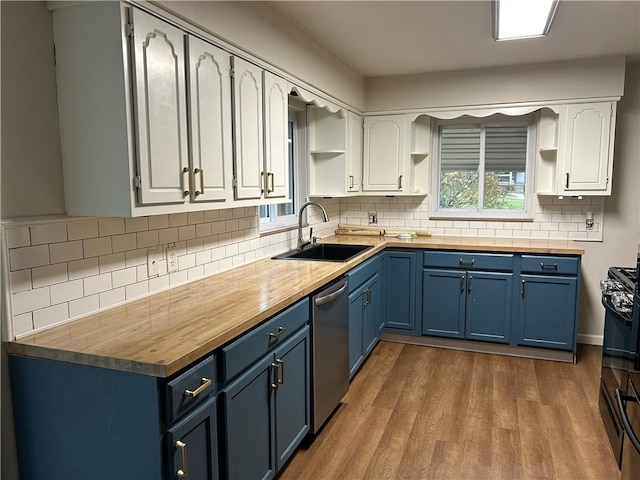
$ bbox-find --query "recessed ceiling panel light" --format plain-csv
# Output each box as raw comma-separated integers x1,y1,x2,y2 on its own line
495,0,559,41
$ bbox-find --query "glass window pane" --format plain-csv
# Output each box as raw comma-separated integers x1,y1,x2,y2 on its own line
439,125,480,209
482,125,527,210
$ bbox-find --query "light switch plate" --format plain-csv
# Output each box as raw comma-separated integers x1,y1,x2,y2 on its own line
147,248,160,277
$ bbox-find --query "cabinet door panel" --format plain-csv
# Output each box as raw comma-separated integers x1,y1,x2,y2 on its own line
465,272,512,344
188,36,233,203
347,112,363,192
518,274,577,351
274,327,310,471
221,356,274,480
422,268,465,338
363,115,406,191
263,71,290,198
232,57,264,199
364,275,380,355
561,102,613,192
385,251,417,331
348,288,365,379
131,9,189,205
165,396,218,480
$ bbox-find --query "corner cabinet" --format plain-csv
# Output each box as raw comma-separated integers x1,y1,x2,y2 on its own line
558,102,616,195
363,115,408,192
49,2,289,216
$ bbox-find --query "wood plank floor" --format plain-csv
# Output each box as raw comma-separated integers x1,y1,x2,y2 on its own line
279,341,619,480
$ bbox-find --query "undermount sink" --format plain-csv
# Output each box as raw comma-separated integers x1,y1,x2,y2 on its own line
273,243,373,262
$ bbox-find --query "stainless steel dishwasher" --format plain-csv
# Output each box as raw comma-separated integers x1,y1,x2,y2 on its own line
311,276,349,433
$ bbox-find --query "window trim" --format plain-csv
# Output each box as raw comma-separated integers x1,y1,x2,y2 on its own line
430,114,536,220
259,99,308,233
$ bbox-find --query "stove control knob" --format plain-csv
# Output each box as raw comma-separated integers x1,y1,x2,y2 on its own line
600,280,615,293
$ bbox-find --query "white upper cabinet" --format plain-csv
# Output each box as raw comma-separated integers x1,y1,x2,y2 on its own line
308,107,362,196
232,58,289,201
263,71,290,199
187,36,234,204
363,115,408,192
130,9,189,206
558,102,616,195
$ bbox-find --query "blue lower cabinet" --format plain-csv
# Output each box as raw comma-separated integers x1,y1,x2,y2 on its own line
422,268,465,338
384,250,418,334
348,273,380,379
465,271,512,344
422,269,512,343
165,396,218,480
518,274,578,351
221,326,310,480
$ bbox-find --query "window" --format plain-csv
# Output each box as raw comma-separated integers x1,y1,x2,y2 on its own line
259,101,307,232
433,115,534,219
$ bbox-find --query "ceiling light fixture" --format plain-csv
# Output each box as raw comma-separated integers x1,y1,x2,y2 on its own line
494,0,559,41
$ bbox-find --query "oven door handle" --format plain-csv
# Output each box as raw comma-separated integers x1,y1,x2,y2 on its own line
616,389,640,453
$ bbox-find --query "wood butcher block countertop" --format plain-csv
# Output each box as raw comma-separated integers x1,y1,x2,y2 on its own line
7,235,584,378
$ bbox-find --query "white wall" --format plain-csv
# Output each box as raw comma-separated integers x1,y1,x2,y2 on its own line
365,56,626,112
158,1,365,110
1,1,64,219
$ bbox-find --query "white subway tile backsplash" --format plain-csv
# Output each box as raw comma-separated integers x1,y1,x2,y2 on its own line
99,253,126,273
10,245,50,271
148,215,169,230
12,287,50,315
179,225,196,241
50,240,83,264
159,228,179,245
204,210,220,222
33,303,69,330
169,213,188,227
98,218,125,237
196,223,212,238
126,281,149,299
50,279,84,305
125,217,149,233
69,295,100,318
112,233,137,253
31,223,67,245
83,237,112,258
112,267,137,289
6,227,31,248
67,221,98,240
149,274,170,292
196,250,212,265
68,257,99,280
188,211,205,225
84,272,112,295
32,263,68,288
10,270,32,294
179,254,196,271
137,230,159,248
169,270,189,285
99,287,125,308
13,313,34,337
125,249,147,268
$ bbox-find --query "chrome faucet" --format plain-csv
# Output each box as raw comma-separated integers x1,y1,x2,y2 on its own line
297,201,329,250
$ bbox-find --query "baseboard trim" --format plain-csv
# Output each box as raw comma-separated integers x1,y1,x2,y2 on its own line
382,333,576,363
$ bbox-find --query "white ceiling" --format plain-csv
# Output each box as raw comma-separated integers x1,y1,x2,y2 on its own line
268,0,640,78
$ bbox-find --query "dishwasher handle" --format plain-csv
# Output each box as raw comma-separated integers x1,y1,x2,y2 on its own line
314,282,348,306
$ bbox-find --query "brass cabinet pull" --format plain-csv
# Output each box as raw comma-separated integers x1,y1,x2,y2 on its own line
271,362,279,389
565,172,570,188
349,175,354,189
184,377,212,398
175,440,188,477
193,168,204,196
268,173,275,193
261,171,267,194
182,167,191,197
398,175,403,189
276,359,285,385
269,326,286,339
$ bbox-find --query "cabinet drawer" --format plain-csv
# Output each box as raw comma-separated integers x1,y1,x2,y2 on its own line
424,251,514,271
220,298,309,383
347,254,380,292
521,255,579,275
165,354,216,425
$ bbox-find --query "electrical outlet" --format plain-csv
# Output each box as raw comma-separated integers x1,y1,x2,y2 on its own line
147,248,160,277
368,212,378,224
167,247,178,273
